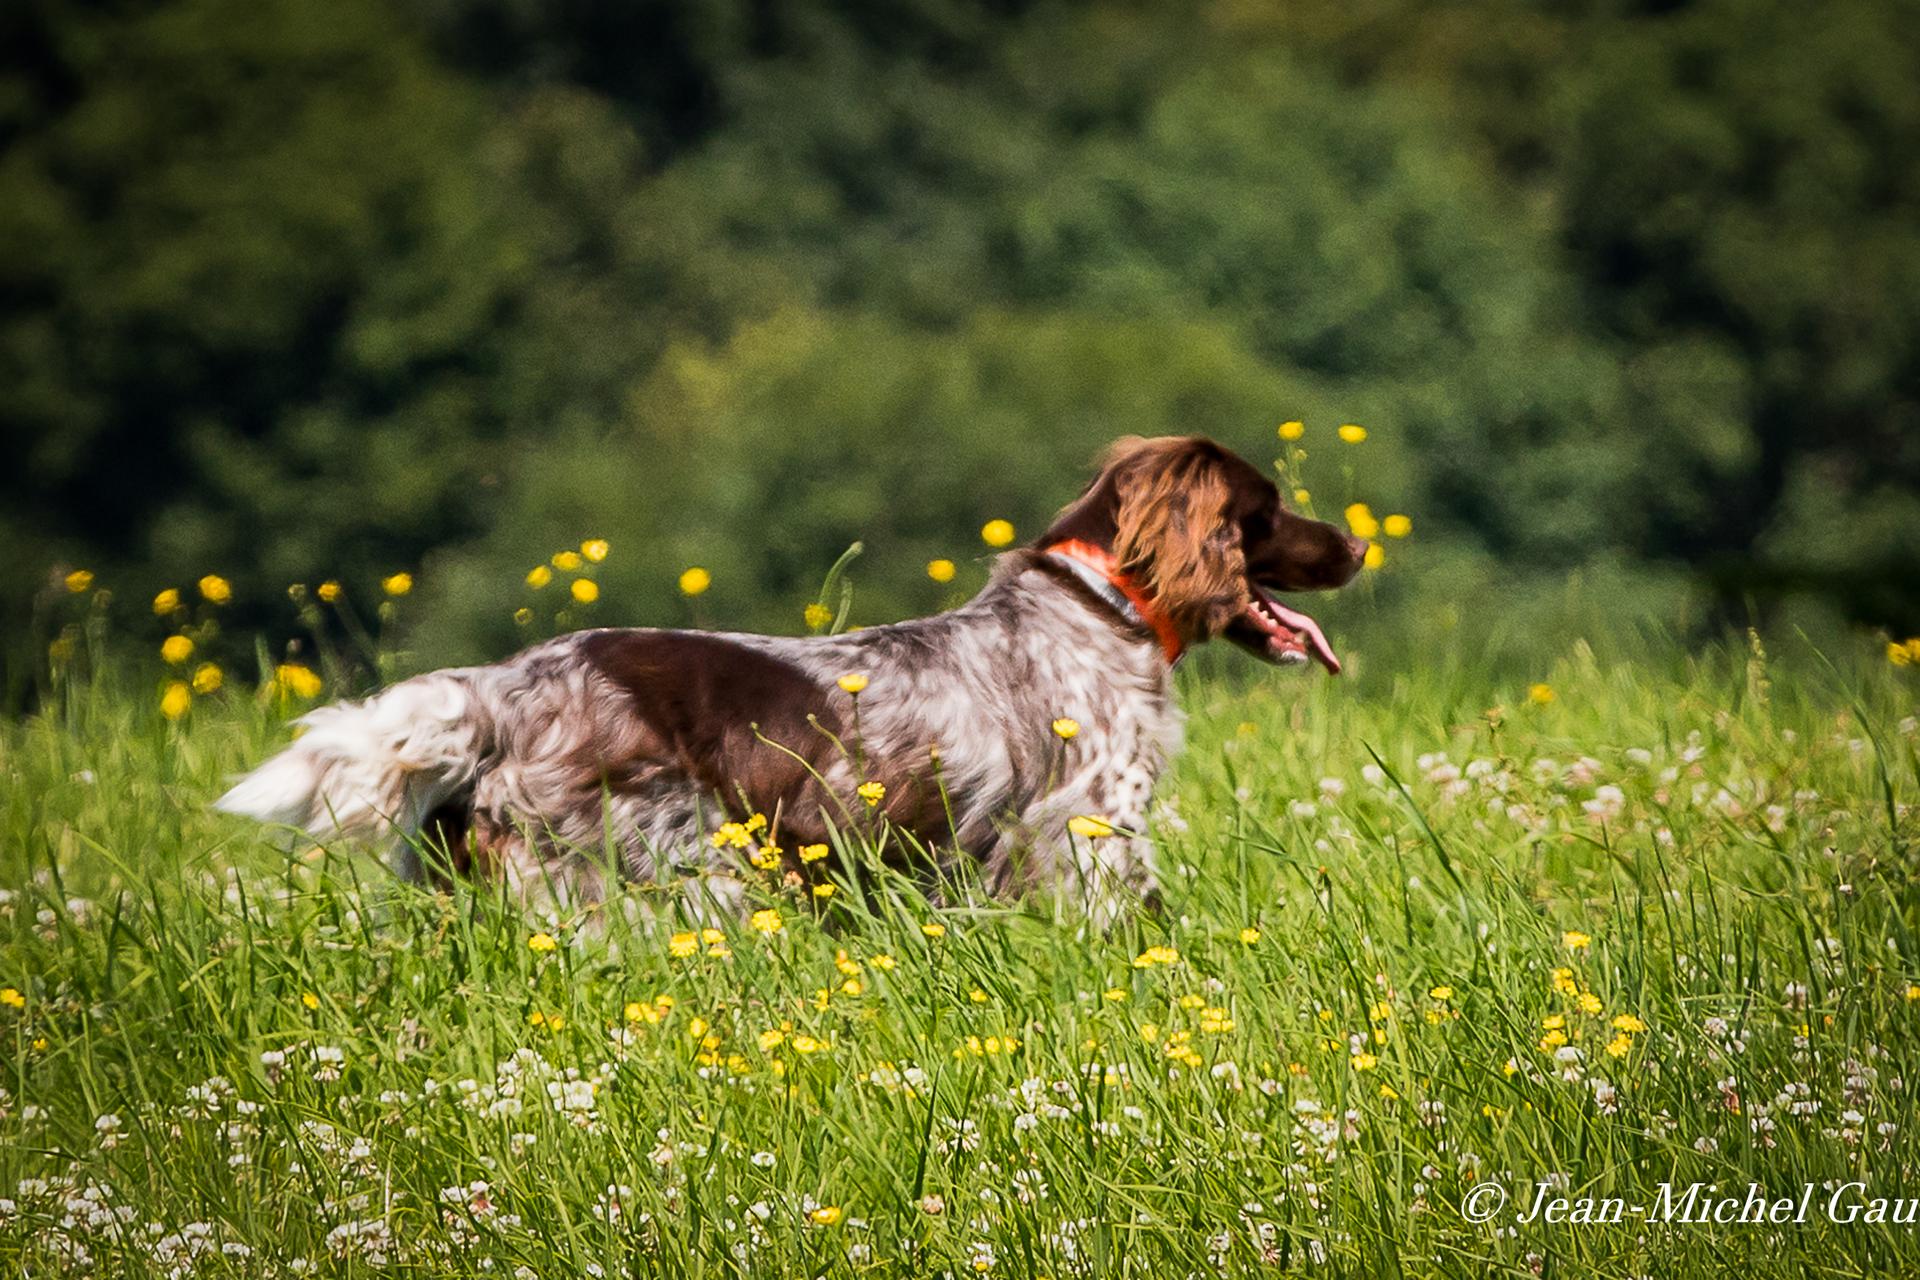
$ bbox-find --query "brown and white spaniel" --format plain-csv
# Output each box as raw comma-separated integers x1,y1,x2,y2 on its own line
218,437,1367,921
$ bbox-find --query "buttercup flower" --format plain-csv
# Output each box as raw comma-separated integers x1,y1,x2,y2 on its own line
750,909,783,935
980,519,1015,548
526,565,553,589
191,663,223,694
528,932,558,953
65,569,94,593
1278,420,1305,441
160,682,191,720
275,664,324,699
1563,930,1592,951
1051,717,1080,740
153,588,180,614
800,843,830,863
921,922,947,939
1383,514,1412,538
1068,815,1115,839
679,567,711,596
382,573,412,597
804,602,832,629
198,575,232,604
927,558,957,583
161,635,195,665
581,539,610,563
857,781,885,807
551,551,583,572
837,673,869,694
1240,927,1261,945
1344,503,1381,540
317,580,341,602
570,579,599,604
1338,423,1368,443
1528,683,1556,705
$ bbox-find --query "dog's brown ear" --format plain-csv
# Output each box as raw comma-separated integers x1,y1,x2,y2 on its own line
1109,438,1250,641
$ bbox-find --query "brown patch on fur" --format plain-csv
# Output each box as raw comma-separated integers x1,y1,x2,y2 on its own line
579,631,846,832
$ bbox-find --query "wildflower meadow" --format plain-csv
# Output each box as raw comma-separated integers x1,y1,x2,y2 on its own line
5,538,1920,1276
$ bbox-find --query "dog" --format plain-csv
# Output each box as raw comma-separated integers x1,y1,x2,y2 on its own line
217,436,1367,921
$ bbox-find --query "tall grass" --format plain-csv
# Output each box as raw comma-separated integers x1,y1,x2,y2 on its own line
1,632,1916,1276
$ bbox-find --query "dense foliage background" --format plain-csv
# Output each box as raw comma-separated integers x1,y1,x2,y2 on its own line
5,0,1917,694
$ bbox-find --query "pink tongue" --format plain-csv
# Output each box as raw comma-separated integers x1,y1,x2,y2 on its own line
1249,587,1341,675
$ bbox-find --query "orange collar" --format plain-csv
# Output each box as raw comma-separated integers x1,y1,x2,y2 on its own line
1045,539,1184,664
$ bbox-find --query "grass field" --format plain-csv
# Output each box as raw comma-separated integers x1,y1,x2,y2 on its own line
2,626,1918,1277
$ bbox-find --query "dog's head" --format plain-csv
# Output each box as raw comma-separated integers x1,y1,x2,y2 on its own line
1039,436,1367,671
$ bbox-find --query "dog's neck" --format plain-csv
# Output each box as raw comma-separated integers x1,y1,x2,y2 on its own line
1042,540,1184,664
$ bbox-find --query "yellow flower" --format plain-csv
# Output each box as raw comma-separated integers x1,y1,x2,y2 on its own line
921,922,947,939
669,932,699,958
800,843,829,863
857,781,885,807
1293,488,1311,504
1550,967,1578,995
809,1206,843,1226
64,569,94,593
813,884,836,899
551,551,583,572
191,663,223,695
1891,641,1915,667
581,538,610,563
1611,1014,1647,1032
927,558,957,583
1343,503,1381,540
528,932,558,953
382,573,413,597
1337,423,1368,443
1539,1029,1568,1050
1103,987,1129,1002
160,682,191,720
1240,927,1261,945
0,987,24,1008
1382,514,1412,538
1133,945,1180,968
1350,1051,1378,1071
513,607,533,626
980,519,1015,548
1051,717,1080,740
1563,930,1591,951
837,673,869,694
1278,419,1305,441
1605,1033,1633,1059
1577,991,1603,1014
1542,1014,1566,1030
1363,543,1385,570
750,909,783,935
1429,985,1453,1001
153,588,180,614
1068,815,1114,839
526,565,552,589
275,664,324,699
198,574,232,604
160,635,194,665
317,580,341,603
1528,683,1556,705
1907,985,1920,1002
969,988,989,1004
570,578,599,604
804,602,832,629
679,566,711,596
301,992,320,1010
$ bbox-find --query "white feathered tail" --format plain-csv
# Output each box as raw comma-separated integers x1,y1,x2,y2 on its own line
215,672,488,849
